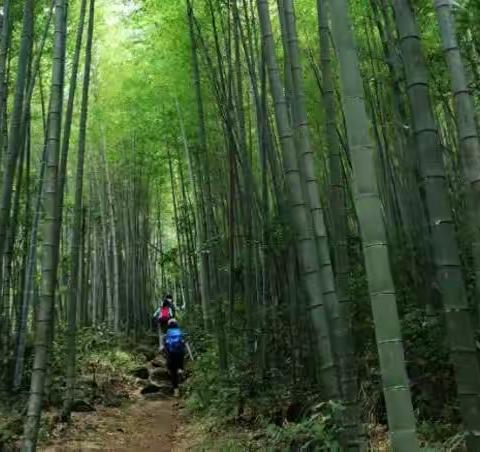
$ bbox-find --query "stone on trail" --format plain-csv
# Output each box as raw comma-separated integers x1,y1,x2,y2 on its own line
135,378,150,387
71,400,96,412
143,392,171,400
132,367,150,379
154,384,173,396
151,355,167,368
150,367,170,383
140,383,172,396
140,383,161,394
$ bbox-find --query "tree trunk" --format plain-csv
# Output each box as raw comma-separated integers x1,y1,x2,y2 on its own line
23,0,68,447
328,0,418,449
62,0,94,419
57,0,88,224
317,0,360,445
256,0,339,400
433,0,480,318
0,0,10,168
392,1,480,448
100,135,120,331
0,0,33,296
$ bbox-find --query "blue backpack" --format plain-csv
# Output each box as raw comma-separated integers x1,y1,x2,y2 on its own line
165,327,185,353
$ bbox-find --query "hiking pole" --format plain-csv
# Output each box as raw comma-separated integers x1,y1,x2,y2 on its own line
158,325,163,352
186,342,194,360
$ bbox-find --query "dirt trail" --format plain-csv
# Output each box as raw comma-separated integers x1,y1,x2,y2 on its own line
40,349,185,452
41,396,178,451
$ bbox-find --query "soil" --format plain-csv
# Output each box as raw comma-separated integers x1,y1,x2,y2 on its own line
39,349,183,452
40,394,178,451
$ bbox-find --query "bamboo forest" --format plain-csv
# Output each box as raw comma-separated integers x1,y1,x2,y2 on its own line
1,0,480,450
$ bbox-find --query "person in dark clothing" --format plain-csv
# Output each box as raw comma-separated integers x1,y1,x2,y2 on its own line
164,318,185,396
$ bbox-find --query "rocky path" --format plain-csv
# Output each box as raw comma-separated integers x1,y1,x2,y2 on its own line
40,352,182,451
42,397,176,451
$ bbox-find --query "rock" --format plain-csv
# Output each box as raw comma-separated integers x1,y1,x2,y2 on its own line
143,392,170,401
71,400,95,412
153,384,173,396
135,378,150,387
136,345,156,362
150,367,170,383
151,355,167,368
140,383,161,394
140,383,172,396
132,367,150,379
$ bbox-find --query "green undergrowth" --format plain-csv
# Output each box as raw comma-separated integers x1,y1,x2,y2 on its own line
182,336,342,450
181,305,464,451
0,325,150,448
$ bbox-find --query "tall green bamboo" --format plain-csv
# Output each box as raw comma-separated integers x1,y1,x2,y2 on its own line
57,0,88,219
62,0,94,419
256,0,339,399
283,0,343,374
328,0,418,449
1,125,27,375
100,137,120,331
94,165,114,326
433,0,480,314
317,0,359,445
12,32,54,386
0,0,33,296
167,147,190,311
0,0,10,165
392,1,480,448
176,99,207,318
186,0,213,324
12,140,47,391
23,0,68,447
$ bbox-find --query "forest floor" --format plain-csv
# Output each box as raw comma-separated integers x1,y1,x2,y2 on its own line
38,392,254,452
1,333,234,451
40,394,178,451
36,347,196,452
2,333,398,451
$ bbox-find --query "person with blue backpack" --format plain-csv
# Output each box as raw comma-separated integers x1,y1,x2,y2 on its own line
163,318,185,396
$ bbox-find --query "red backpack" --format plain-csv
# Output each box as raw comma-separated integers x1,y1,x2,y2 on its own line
159,306,172,324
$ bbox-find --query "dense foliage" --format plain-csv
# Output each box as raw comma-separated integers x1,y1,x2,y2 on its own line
0,0,479,449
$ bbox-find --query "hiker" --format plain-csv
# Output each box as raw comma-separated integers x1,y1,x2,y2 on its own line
163,294,176,318
152,294,175,322
156,297,174,352
164,318,185,397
